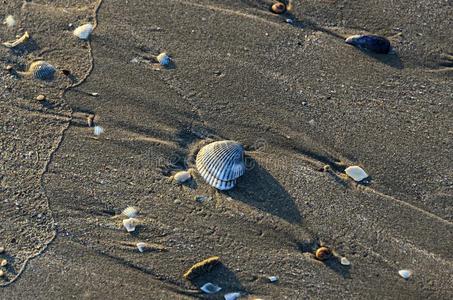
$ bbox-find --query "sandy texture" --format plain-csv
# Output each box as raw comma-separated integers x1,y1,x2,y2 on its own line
1,0,452,299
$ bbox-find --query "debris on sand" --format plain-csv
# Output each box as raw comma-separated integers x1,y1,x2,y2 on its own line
345,35,392,54
3,15,16,27
0,259,7,267
224,292,242,300
271,2,286,14
268,275,279,283
74,23,94,40
122,218,140,232
173,170,192,183
136,242,167,253
2,32,30,48
200,282,222,294
398,269,413,279
122,206,140,218
36,95,46,102
93,125,104,136
340,257,351,266
183,256,221,280
0,270,4,278
315,246,332,261
156,52,171,66
345,166,369,182
194,195,212,203
0,247,4,254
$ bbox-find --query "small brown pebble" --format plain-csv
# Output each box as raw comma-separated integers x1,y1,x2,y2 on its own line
62,69,71,76
36,94,46,101
0,259,7,267
315,247,332,261
87,115,94,127
271,2,286,14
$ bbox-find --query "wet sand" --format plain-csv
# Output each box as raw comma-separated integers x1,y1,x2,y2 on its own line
1,0,452,299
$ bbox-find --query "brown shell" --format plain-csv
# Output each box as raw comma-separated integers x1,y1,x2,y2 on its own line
271,2,286,14
315,247,332,261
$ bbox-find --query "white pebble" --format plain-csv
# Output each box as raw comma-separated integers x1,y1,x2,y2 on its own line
73,23,93,40
340,257,351,266
174,171,191,183
268,275,279,283
93,125,104,136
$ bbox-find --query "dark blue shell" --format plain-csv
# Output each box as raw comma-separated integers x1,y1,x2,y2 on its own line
346,35,391,54
30,61,56,80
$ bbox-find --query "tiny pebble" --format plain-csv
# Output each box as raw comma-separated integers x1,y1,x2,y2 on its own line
36,95,46,101
5,65,13,71
0,270,4,277
340,257,351,266
0,259,7,267
0,247,4,254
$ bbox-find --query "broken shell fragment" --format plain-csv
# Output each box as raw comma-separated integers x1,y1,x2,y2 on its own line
183,256,221,280
345,35,391,54
268,275,279,283
315,247,332,261
2,31,30,48
136,242,167,252
224,292,242,300
122,206,139,218
73,23,94,40
196,140,246,190
340,257,351,266
174,171,191,183
156,52,171,66
200,282,222,294
93,125,104,136
271,2,286,14
3,15,16,27
345,166,368,182
122,218,139,232
398,269,413,279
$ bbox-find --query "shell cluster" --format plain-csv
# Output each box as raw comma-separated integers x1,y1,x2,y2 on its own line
196,140,246,190
27,61,56,80
73,23,94,40
345,35,391,54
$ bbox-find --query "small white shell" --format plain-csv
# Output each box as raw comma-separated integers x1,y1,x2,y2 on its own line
3,15,16,27
345,166,368,182
174,171,191,183
136,242,147,253
93,125,104,136
122,206,139,218
224,292,241,300
74,23,93,40
196,140,246,190
122,218,139,232
340,257,351,266
200,282,222,294
398,269,412,279
156,52,171,66
268,276,279,282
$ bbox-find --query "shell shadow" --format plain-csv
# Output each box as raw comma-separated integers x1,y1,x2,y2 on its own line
324,256,351,279
188,262,245,298
227,157,302,224
354,50,404,70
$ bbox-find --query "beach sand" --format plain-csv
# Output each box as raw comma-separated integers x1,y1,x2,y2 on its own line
1,0,452,299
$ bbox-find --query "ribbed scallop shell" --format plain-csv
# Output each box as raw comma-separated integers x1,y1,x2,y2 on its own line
28,61,56,80
196,140,245,190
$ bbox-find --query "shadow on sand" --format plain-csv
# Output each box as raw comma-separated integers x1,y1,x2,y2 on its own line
227,157,302,224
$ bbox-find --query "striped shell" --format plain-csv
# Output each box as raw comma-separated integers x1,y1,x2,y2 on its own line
196,140,246,190
122,206,139,218
28,61,56,80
